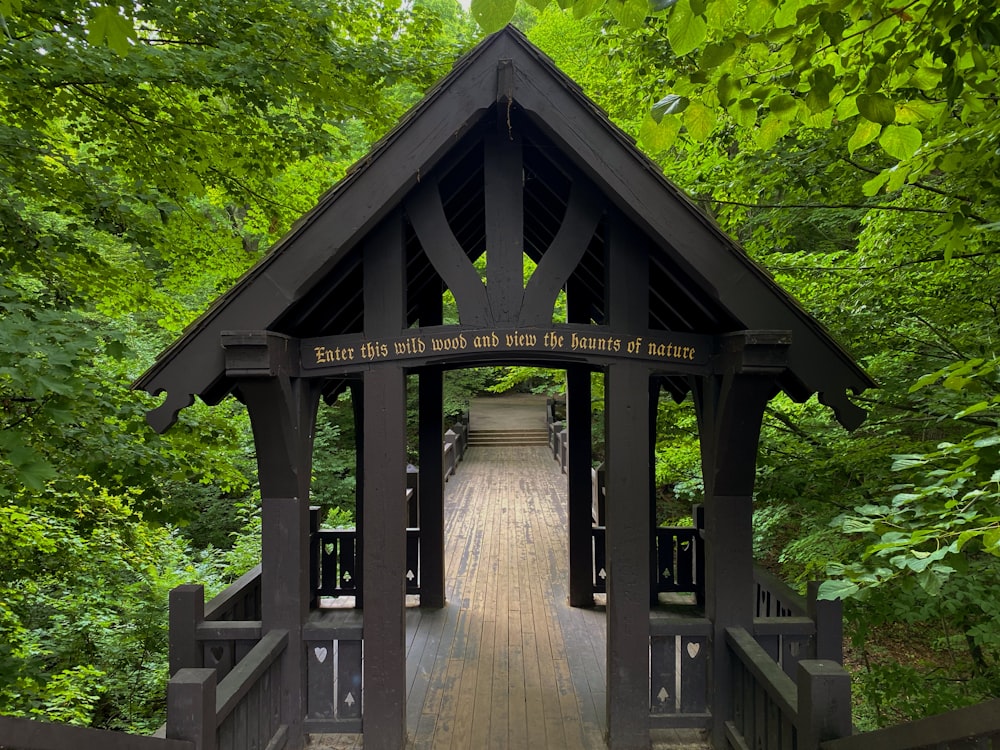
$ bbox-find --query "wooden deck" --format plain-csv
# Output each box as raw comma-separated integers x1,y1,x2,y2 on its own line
310,446,710,749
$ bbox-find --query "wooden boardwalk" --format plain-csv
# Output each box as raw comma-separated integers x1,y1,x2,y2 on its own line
311,445,710,749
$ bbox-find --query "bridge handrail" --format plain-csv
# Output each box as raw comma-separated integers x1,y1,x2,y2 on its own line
726,626,852,750
204,563,262,622
0,715,193,750
166,630,289,750
820,698,1000,750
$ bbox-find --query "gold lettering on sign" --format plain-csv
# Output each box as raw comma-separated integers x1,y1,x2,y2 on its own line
647,341,696,360
313,345,356,364
360,341,389,360
306,328,702,368
429,333,468,352
570,333,622,353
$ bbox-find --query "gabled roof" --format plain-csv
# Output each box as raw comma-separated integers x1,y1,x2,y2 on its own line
134,26,873,432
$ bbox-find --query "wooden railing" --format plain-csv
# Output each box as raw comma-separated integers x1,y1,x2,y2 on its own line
727,626,852,750
590,526,704,598
167,629,288,750
302,610,364,734
310,525,422,602
649,612,711,728
0,715,192,750
820,698,1000,750
169,565,263,681
753,566,843,676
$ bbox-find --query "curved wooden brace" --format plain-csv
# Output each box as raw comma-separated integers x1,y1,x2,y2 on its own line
520,181,604,325
405,181,491,326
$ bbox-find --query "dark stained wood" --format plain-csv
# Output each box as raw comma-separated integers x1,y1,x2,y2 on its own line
483,129,524,322
605,363,652,749
521,181,604,324
820,698,1000,750
418,367,446,607
566,364,593,607
0,716,194,750
361,366,407,749
406,180,490,326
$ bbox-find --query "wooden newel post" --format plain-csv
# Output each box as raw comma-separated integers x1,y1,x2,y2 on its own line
167,668,216,750
169,584,205,676
796,660,852,749
808,581,844,664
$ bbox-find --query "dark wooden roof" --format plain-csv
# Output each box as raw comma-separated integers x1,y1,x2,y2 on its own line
134,26,873,432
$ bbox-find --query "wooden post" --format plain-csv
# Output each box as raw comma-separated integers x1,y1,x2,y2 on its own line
796,660,852,749
694,331,788,749
362,365,408,749
350,381,365,610
167,668,216,750
808,581,844,664
233,340,322,750
649,377,661,607
605,361,652,749
567,364,593,607
419,366,446,608
169,584,204,676
604,209,652,750
361,210,408,749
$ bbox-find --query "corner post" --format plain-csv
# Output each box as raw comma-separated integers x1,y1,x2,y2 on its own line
225,331,322,750
694,331,789,749
169,584,205,676
167,668,217,750
796,660,852,749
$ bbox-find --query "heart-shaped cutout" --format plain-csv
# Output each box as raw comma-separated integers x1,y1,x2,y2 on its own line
314,646,329,663
209,645,225,663
686,642,701,659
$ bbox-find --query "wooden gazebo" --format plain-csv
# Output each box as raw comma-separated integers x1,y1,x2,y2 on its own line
136,27,873,750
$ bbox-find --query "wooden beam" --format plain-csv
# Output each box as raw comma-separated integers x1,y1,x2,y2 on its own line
361,365,408,749
406,179,490,326
484,129,524,323
605,361,651,749
521,179,604,325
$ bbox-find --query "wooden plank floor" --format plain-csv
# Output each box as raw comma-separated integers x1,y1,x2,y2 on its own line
310,446,710,749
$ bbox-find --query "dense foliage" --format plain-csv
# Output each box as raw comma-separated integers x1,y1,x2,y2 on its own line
0,0,473,730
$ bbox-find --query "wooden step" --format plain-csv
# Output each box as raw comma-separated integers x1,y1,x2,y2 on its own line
468,428,550,446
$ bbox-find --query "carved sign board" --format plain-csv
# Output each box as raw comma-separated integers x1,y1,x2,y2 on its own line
300,325,713,375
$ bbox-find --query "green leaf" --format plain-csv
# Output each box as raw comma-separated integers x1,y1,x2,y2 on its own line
986,530,1000,556
878,124,922,160
817,579,859,600
88,6,136,55
668,0,708,56
848,120,881,154
652,94,690,123
745,0,777,31
683,101,717,141
856,93,896,125
768,94,798,121
955,401,991,418
700,41,736,69
572,0,604,17
470,0,516,32
640,114,682,151
861,169,891,196
522,0,550,9
609,0,650,29
895,100,944,125
755,113,790,150
730,98,758,127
